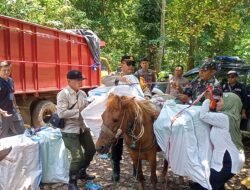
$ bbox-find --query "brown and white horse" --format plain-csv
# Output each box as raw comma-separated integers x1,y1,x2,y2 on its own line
95,94,168,189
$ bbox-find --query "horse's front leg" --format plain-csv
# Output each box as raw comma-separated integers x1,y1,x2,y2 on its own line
162,159,168,189
149,153,157,190
133,159,145,190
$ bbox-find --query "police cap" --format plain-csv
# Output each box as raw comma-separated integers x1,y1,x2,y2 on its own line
121,55,134,62
227,70,238,77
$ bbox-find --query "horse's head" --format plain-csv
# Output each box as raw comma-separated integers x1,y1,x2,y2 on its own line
95,93,136,154
96,93,158,154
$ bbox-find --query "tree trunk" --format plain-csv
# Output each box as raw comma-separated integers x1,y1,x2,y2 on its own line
156,0,166,73
187,36,195,70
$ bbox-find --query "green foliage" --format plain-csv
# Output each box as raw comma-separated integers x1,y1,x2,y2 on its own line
69,0,143,69
164,0,249,70
0,0,89,28
0,0,249,72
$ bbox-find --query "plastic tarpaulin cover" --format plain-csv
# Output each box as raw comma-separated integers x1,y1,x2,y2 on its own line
82,75,145,138
31,127,70,184
0,135,42,190
154,100,213,189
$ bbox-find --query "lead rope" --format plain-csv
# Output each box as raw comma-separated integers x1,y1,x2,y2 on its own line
132,140,142,189
114,112,126,143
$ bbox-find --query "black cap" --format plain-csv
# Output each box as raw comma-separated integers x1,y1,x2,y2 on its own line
227,70,238,77
121,55,134,62
200,59,217,71
67,70,86,80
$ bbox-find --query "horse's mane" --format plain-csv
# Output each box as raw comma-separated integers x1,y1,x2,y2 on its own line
135,100,157,118
106,94,157,119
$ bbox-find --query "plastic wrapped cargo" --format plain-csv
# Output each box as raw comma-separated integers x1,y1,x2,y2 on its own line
31,127,70,184
154,100,213,190
0,135,42,190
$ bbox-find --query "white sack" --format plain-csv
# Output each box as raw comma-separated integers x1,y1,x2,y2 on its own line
0,135,42,190
154,100,212,189
82,75,144,138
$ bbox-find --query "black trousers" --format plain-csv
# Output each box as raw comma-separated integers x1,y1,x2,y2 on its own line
111,138,123,163
191,151,235,190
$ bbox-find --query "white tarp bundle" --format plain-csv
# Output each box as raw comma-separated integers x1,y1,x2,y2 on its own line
154,100,213,190
82,75,144,138
31,127,70,184
0,135,42,190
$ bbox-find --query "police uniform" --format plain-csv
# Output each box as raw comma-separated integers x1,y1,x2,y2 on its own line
0,77,24,138
191,76,220,104
135,69,156,90
222,72,248,111
190,61,220,104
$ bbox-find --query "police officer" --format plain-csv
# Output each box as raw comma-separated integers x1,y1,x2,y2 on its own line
222,71,248,121
134,57,156,91
0,61,24,138
179,59,220,104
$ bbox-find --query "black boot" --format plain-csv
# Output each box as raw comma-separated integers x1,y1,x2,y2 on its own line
78,168,96,180
112,161,120,182
133,164,137,177
68,174,79,190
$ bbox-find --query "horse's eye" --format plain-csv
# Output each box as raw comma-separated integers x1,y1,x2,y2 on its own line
113,119,119,123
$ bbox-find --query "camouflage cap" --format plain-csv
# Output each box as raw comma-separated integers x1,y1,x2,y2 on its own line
199,59,217,71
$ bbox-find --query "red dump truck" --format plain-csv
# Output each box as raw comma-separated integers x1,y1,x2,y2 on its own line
0,15,102,127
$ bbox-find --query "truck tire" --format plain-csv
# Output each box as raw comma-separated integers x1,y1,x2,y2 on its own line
32,100,56,127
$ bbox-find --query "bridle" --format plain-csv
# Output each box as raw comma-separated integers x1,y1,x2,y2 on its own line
100,102,156,152
100,112,126,140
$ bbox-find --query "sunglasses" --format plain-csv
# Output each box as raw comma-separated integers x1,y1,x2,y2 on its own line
124,60,136,67
227,75,236,79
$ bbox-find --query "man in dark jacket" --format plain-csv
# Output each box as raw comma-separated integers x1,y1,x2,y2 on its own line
222,70,248,128
0,61,24,138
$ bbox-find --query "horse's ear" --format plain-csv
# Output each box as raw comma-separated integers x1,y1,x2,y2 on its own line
121,96,135,107
108,93,115,98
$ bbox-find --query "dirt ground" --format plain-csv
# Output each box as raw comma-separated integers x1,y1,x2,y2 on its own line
40,138,250,190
